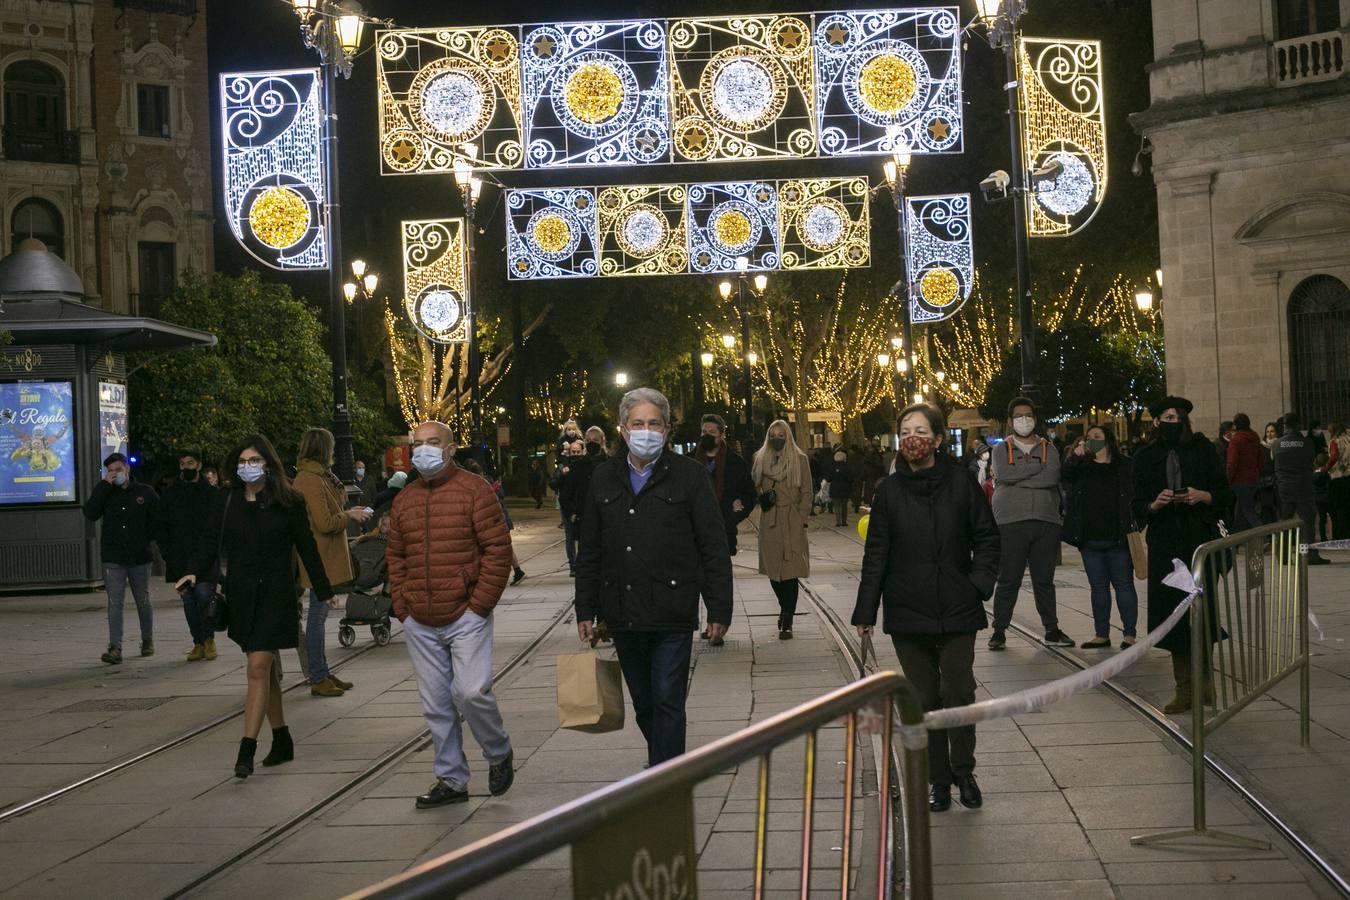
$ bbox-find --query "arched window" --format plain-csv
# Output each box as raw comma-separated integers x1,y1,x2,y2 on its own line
1288,274,1350,426
3,60,73,163
11,197,64,258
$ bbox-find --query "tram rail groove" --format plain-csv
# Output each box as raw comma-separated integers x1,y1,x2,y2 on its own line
165,595,575,900
823,526,1350,898
0,536,564,827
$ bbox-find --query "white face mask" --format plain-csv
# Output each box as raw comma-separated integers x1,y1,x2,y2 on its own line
355,467,366,479
1012,416,1036,438
626,429,665,461
236,462,266,484
411,445,446,477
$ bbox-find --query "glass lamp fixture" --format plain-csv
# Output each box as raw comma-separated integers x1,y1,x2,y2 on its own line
718,281,732,300
700,352,715,367
334,0,365,57
363,272,378,294
935,371,945,383
891,336,903,349
877,352,891,367
735,255,750,274
615,372,629,387
291,0,318,19
721,333,736,349
883,160,897,187
746,351,758,366
1135,289,1154,313
753,274,768,295
913,392,925,403
453,156,472,187
974,0,1004,21
351,258,367,279
470,177,483,202
1155,267,1163,288
343,282,358,303
896,358,908,373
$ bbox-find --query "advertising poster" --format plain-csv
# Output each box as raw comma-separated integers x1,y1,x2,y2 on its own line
98,381,129,462
0,381,76,505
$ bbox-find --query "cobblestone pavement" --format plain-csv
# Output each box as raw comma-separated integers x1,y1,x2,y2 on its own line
0,506,1345,898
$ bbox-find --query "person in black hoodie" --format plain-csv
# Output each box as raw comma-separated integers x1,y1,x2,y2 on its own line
1132,397,1231,715
158,450,221,662
851,404,1000,813
1062,427,1139,649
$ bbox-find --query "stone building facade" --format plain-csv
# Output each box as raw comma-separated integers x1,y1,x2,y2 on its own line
0,0,212,314
1137,0,1350,433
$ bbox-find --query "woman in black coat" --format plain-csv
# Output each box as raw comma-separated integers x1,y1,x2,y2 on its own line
176,433,334,779
852,404,1001,813
1062,426,1139,649
1132,397,1231,715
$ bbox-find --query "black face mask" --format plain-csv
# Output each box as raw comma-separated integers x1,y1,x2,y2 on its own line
698,434,719,454
180,468,199,481
585,441,602,456
1156,421,1183,444
769,437,787,452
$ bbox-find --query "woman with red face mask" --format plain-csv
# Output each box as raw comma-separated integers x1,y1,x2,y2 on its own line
850,404,1001,814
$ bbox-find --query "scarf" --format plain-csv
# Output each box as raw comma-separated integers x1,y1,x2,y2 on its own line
753,447,803,493
708,441,728,502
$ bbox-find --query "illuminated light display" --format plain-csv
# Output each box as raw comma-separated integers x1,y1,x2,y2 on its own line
377,26,524,173
522,21,670,168
402,218,470,343
376,9,963,171
1018,36,1107,237
815,8,962,157
221,68,327,270
904,193,973,323
509,176,870,279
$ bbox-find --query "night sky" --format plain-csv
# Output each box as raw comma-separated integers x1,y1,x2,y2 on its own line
206,0,1158,339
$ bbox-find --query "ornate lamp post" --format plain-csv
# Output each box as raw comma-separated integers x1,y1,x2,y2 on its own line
719,259,767,447
882,126,917,403
344,259,378,369
290,0,367,482
975,0,1036,401
453,145,487,461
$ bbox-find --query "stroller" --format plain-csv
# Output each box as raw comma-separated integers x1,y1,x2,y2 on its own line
339,533,394,647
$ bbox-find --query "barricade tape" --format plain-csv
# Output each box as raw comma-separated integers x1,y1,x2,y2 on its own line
923,559,1198,732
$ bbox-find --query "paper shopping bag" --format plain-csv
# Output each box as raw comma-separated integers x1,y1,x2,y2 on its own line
1126,530,1148,582
557,651,626,733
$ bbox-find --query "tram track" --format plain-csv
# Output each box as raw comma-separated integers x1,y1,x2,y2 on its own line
0,535,565,827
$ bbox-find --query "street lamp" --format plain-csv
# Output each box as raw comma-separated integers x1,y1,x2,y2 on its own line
351,258,367,279
362,272,378,295
454,143,490,463
700,351,715,368
1134,289,1154,313
343,281,358,304
877,351,891,368
975,0,1036,401
615,372,629,388
721,333,736,349
289,0,369,484
882,124,917,403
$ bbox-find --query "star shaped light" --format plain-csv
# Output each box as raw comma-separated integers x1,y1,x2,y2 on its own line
391,139,416,163
485,37,512,62
826,24,848,46
636,131,658,153
686,128,707,151
534,35,555,58
697,251,711,266
755,188,770,203
779,25,803,48
928,119,951,140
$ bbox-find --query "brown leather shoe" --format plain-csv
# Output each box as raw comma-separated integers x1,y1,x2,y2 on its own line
329,674,354,691
311,677,344,697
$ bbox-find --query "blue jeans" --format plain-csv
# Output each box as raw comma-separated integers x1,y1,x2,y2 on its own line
612,630,693,767
403,612,512,790
1079,540,1139,638
307,590,330,682
182,580,215,644
105,563,152,648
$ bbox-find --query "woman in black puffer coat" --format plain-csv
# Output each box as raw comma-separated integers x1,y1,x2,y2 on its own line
851,404,1000,814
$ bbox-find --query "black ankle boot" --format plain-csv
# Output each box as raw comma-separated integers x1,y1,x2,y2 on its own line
235,737,257,779
261,726,294,767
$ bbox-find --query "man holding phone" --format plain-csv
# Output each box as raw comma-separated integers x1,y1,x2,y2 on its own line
83,453,160,665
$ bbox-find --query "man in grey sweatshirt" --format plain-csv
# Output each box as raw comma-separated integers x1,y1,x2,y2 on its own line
988,398,1076,650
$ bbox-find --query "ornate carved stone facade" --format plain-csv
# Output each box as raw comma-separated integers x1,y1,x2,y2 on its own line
0,0,212,313
1137,0,1350,432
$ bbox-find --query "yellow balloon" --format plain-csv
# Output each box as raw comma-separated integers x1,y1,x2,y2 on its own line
857,514,870,541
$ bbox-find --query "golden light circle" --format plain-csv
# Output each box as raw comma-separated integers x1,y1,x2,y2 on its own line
532,214,572,253
713,209,753,249
858,53,917,115
920,268,960,307
248,186,309,250
564,62,624,125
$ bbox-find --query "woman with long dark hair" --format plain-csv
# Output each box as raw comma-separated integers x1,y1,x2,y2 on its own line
852,404,1000,812
752,419,812,640
1062,426,1139,649
1132,398,1230,714
175,433,335,778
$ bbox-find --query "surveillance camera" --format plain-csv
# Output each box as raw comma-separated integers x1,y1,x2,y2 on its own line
979,170,1010,203
1030,159,1063,190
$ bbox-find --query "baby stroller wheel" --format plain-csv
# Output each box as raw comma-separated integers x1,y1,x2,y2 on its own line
372,624,391,646
338,625,356,647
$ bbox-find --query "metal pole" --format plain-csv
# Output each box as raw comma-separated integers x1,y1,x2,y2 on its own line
465,204,484,462
322,58,355,484
1004,39,1037,401
739,276,753,447
891,178,915,402
1299,537,1311,747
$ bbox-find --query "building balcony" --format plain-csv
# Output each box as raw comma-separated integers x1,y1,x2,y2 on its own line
2,128,81,165
1272,30,1345,87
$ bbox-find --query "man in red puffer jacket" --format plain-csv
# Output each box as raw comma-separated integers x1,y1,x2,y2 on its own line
388,420,515,809
1226,413,1265,531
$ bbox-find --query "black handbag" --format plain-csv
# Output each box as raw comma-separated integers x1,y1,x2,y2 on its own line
206,495,232,632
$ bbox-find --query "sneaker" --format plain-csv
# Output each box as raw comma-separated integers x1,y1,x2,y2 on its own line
489,751,515,797
1080,636,1111,649
955,774,983,809
1119,636,1137,650
511,568,526,585
416,779,469,809
186,643,206,661
778,627,794,641
101,644,122,665
987,630,1006,651
310,677,344,697
1042,629,1075,648
140,640,155,657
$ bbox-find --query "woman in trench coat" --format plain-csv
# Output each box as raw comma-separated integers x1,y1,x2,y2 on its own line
752,419,813,639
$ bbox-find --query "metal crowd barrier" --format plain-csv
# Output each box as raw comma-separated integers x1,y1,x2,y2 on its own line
346,672,932,900
1132,518,1310,850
